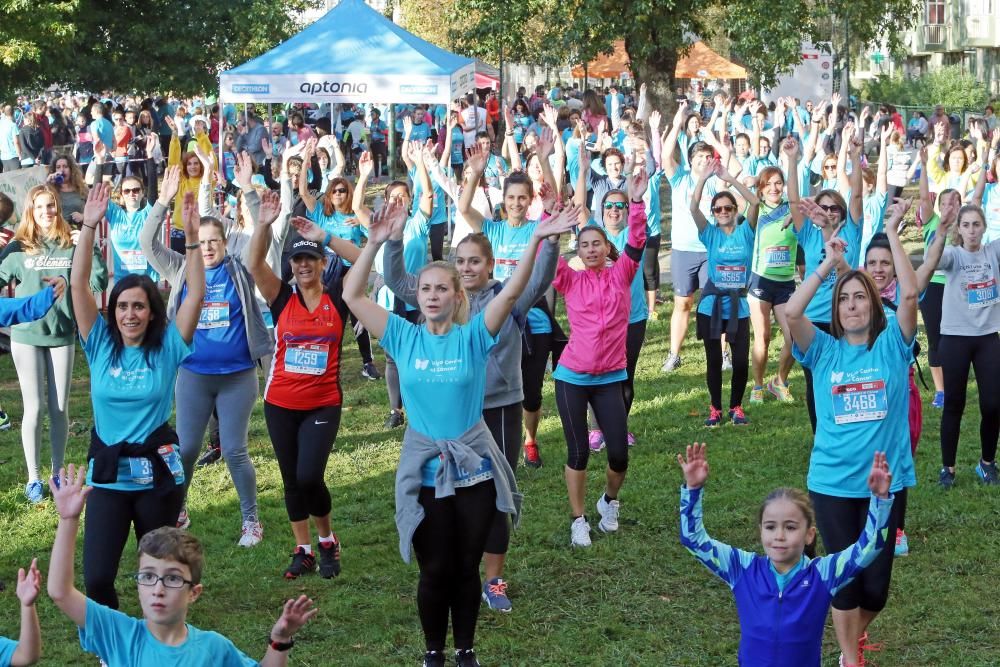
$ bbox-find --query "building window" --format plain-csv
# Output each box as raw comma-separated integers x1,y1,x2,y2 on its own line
926,0,945,23
962,0,993,15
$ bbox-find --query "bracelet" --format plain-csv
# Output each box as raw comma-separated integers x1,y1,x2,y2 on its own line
505,132,514,137
268,637,294,652
631,199,643,205
811,269,827,282
82,223,98,230
185,242,200,250
323,232,333,247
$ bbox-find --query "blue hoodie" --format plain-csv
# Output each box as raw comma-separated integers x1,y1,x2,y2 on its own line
680,486,893,666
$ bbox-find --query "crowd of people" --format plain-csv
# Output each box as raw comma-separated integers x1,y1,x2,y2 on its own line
0,82,998,667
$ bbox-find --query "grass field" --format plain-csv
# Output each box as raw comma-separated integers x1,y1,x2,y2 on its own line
0,286,997,667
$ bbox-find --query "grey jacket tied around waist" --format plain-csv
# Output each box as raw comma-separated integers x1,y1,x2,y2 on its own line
382,236,558,409
395,420,522,563
700,279,745,339
140,198,274,362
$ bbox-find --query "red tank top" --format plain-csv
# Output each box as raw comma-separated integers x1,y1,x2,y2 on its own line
265,283,346,410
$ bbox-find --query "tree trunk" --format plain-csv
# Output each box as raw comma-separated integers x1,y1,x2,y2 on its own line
626,38,679,118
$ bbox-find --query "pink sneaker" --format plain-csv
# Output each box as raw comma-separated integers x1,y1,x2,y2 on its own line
588,430,605,452
627,432,636,447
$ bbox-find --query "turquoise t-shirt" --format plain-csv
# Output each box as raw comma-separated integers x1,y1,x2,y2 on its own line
858,191,888,268
307,206,364,263
409,166,447,226
483,154,509,191
180,259,253,375
644,169,663,237
449,126,465,166
375,210,430,312
796,216,861,324
983,182,1000,244
668,166,717,252
106,203,160,283
78,598,257,666
0,637,16,667
379,311,498,440
604,224,649,323
83,317,192,491
479,218,551,334
698,220,755,320
793,322,916,498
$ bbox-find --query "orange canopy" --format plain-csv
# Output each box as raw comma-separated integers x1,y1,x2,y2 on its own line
572,40,747,80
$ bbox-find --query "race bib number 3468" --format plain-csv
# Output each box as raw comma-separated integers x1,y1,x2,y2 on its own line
831,380,888,424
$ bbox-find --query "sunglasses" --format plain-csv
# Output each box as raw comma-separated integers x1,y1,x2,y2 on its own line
712,204,736,214
823,165,837,171
603,201,628,210
332,187,348,194
122,187,142,195
818,204,844,214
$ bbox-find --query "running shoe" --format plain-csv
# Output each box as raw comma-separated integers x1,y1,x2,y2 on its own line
660,353,682,373
196,443,221,467
384,410,404,429
284,547,316,579
318,536,341,578
729,405,749,426
238,517,263,548
523,440,542,468
749,386,765,405
627,432,637,447
482,577,512,612
894,528,909,557
932,390,944,409
859,632,883,662
455,649,481,667
0,409,10,430
588,430,605,452
596,495,620,533
838,653,864,667
938,467,956,489
767,378,794,403
570,516,592,547
721,351,732,372
973,460,1000,485
361,362,381,380
422,651,446,667
176,506,191,530
24,480,43,504
704,406,723,428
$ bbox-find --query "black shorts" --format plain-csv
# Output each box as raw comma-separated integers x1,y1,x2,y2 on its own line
748,273,796,306
670,250,708,297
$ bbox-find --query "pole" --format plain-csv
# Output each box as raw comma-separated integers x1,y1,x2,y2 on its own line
388,104,396,180
585,63,589,91
844,15,851,107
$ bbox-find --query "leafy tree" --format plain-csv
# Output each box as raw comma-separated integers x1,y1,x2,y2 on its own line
860,66,990,112
0,0,78,98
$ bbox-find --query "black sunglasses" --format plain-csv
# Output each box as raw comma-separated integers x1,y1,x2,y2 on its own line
712,204,736,214
332,187,348,194
818,204,844,213
603,201,627,210
122,187,142,195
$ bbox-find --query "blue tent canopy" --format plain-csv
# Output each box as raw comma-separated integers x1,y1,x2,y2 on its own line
220,0,475,104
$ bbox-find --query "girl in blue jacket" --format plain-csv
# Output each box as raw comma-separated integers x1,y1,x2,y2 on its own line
677,443,893,667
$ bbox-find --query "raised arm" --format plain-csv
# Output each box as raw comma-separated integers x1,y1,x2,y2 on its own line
648,111,663,171
663,100,689,178
484,207,577,335
876,124,891,195
298,140,318,213
786,236,846,352
247,190,284,304
288,216,361,264
884,198,918,341
716,158,760,229
689,161,715,234
847,127,864,223
836,122,853,202
11,558,41,666
534,126,560,199
917,146,934,223
71,184,110,341
915,202,955,292
46,464,91,628
141,166,183,279
782,137,806,232
172,193,205,344
458,144,488,231
353,151,374,226
343,200,408,339
408,141,434,219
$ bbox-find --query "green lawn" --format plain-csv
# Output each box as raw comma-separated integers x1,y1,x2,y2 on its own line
0,288,997,666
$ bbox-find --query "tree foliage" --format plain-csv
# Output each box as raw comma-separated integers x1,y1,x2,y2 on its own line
1,0,320,98
859,66,991,111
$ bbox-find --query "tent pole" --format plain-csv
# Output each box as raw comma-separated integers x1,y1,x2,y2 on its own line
585,63,589,90
218,90,224,179
388,104,396,180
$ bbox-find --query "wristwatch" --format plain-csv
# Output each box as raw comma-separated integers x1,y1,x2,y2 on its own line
269,636,294,652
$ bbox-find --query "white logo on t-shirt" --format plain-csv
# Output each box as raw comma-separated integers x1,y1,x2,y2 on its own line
830,371,844,383
414,358,429,370
110,366,122,378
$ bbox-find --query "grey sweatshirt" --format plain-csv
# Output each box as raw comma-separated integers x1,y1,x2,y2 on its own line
395,420,522,563
382,237,558,409
936,242,1000,336
139,200,273,362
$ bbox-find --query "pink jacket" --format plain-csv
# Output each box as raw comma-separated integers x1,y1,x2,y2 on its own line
553,203,646,375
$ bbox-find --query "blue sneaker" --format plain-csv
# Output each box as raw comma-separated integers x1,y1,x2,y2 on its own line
932,391,944,409
973,460,999,485
24,480,43,504
894,529,909,557
938,467,956,489
482,577,512,612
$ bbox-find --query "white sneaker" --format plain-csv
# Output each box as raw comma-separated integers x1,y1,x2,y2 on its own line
570,516,591,547
596,495,620,533
176,506,191,530
238,517,263,547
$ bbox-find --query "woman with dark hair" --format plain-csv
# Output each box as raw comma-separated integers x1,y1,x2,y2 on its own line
786,197,916,667
581,90,607,134
70,183,204,609
0,185,107,503
46,154,89,226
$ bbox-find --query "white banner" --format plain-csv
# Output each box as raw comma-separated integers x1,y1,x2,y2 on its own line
0,166,48,218
220,64,477,105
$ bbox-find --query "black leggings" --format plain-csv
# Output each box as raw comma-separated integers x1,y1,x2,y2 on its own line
556,380,628,473
939,333,1000,467
643,234,661,291
83,485,185,609
412,482,497,652
520,331,552,413
803,321,832,433
699,315,750,410
348,310,373,365
623,321,646,416
482,403,523,555
918,282,944,367
430,223,447,262
811,489,906,612
263,402,341,522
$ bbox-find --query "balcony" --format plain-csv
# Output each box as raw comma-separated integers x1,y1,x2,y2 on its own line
923,24,949,47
